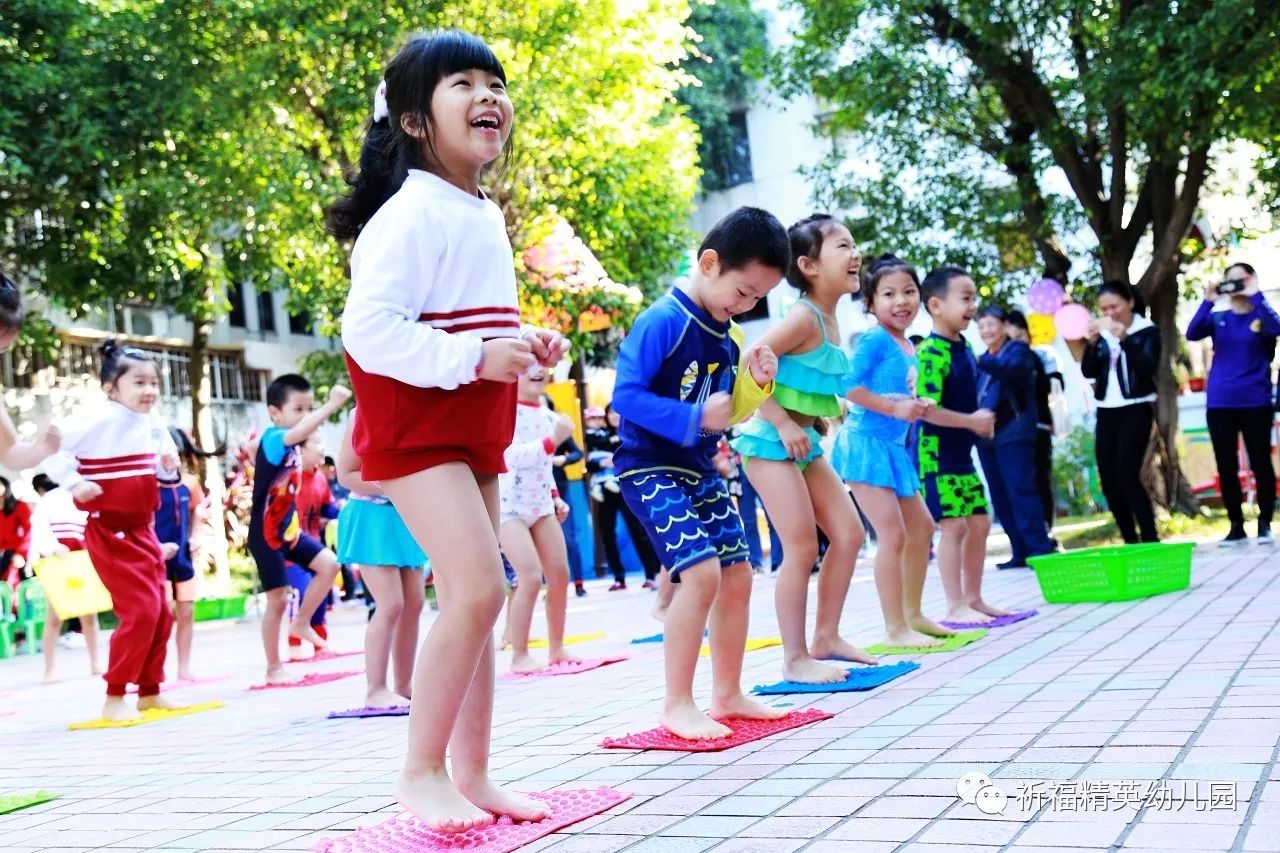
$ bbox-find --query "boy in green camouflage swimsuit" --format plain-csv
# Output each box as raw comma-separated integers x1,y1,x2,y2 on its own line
917,267,1013,623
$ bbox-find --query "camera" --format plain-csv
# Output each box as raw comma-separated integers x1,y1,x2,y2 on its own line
1218,278,1246,295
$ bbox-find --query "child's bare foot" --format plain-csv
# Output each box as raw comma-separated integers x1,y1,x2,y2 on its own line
907,615,956,638
972,599,1013,618
176,670,200,683
42,670,59,684
661,701,732,740
782,656,847,684
944,605,994,624
102,696,144,722
810,636,880,666
288,622,328,650
396,771,494,834
548,650,582,666
710,692,789,721
137,694,186,712
884,628,943,649
650,601,668,624
510,652,545,674
265,666,299,685
458,779,551,824
393,685,413,702
90,663,104,676
366,687,408,708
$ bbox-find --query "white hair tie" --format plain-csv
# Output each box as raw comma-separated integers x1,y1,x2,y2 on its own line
373,80,389,122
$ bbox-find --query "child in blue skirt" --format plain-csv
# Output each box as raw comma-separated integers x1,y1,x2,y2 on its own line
337,411,427,707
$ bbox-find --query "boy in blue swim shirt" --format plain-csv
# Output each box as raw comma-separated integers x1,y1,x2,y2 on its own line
614,207,790,740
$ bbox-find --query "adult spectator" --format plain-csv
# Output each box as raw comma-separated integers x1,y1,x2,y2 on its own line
975,307,1056,568
1079,281,1162,544
1005,310,1063,532
1186,262,1279,545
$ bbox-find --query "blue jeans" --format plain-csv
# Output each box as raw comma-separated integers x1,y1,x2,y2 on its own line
561,518,585,583
738,474,783,569
978,438,1055,561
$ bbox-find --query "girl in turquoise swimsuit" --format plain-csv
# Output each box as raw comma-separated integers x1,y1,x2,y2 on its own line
732,214,878,685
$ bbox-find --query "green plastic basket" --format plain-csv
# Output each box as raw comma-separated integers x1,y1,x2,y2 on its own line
192,599,222,622
1027,542,1194,603
220,595,248,620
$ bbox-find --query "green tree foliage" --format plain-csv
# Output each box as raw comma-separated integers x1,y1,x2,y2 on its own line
780,0,1280,512
676,0,769,194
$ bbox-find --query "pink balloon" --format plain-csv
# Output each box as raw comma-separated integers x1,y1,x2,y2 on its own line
1055,303,1091,340
1027,278,1065,315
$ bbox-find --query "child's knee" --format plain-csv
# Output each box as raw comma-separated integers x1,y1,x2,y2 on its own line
878,521,907,551
265,588,290,612
312,551,340,578
176,601,195,620
785,535,819,568
675,560,720,601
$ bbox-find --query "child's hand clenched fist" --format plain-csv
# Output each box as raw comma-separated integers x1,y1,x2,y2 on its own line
745,344,778,385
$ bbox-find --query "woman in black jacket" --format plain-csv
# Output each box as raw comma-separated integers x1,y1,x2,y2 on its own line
1078,281,1162,544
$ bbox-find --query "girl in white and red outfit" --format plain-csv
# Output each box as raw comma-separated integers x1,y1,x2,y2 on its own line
331,30,566,833
43,341,183,722
499,368,576,673
30,473,101,682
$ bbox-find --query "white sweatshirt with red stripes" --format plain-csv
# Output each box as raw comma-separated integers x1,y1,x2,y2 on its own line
342,169,521,391
42,401,179,523
29,486,88,556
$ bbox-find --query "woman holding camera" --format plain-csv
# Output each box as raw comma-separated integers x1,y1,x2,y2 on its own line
1079,281,1162,545
1186,262,1280,545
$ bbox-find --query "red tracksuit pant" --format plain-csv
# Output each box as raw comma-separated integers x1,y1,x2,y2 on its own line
86,517,172,696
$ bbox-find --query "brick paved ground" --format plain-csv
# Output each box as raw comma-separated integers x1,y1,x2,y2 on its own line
2,542,1278,852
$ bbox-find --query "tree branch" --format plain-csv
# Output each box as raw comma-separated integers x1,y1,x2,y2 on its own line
1138,144,1210,293
921,3,1107,234
1004,121,1072,281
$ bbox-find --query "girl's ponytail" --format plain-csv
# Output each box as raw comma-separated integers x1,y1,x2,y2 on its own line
325,118,403,241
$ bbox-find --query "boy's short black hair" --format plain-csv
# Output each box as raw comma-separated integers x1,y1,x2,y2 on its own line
920,266,970,314
323,455,336,467
267,373,312,409
32,473,57,493
977,305,1007,322
1005,309,1030,332
699,207,790,275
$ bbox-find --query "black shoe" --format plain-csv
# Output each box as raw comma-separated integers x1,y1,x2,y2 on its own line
1259,523,1274,545
1219,527,1249,548
997,558,1030,570
574,584,587,598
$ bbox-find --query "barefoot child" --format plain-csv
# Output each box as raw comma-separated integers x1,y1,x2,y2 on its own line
42,341,185,721
831,255,951,649
733,214,877,684
614,206,788,739
336,412,426,707
30,475,101,682
916,267,1009,623
247,374,349,683
156,427,211,681
334,30,567,831
499,369,577,673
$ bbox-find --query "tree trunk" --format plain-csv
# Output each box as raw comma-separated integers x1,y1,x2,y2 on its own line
1144,276,1200,516
188,300,232,596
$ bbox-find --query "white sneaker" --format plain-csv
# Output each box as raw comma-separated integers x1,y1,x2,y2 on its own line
603,478,621,494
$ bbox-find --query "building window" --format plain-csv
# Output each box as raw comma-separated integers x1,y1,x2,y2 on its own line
712,110,753,189
257,289,276,333
288,311,312,336
227,280,246,328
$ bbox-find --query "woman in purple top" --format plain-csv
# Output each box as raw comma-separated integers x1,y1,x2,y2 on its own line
1186,262,1280,546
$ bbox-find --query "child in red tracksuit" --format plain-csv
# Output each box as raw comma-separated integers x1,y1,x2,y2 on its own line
43,340,183,722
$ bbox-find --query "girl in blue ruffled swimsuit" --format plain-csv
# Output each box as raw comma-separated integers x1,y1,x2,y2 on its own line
832,255,954,649
732,214,878,685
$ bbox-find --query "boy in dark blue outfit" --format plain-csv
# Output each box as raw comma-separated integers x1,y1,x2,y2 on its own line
613,207,790,740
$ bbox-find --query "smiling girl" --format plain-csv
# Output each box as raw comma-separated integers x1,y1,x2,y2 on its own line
832,255,951,649
43,341,183,721
331,30,566,833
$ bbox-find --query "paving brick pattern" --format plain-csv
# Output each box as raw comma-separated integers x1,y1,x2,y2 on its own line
1,544,1277,851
